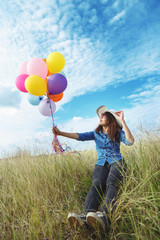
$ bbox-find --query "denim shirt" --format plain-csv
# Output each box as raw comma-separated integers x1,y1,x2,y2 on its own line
77,129,133,165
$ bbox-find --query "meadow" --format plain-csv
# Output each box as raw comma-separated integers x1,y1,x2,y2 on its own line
0,130,160,240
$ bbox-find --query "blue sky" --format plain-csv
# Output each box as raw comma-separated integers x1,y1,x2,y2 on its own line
0,0,160,157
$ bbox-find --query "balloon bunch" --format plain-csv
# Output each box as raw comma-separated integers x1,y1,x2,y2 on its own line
15,52,67,116
15,52,70,155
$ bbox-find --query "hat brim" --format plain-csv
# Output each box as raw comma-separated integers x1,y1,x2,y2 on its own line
96,105,122,128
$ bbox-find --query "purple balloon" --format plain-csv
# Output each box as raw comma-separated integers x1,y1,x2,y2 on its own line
39,99,56,116
47,73,67,95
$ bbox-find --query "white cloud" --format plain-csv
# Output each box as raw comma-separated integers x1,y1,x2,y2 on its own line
0,94,46,145
109,10,126,24
78,2,91,11
124,95,160,132
123,84,160,104
113,0,120,9
100,0,109,4
60,115,98,132
0,86,21,107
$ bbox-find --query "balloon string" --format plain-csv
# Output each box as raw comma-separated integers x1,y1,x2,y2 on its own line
49,98,64,153
49,98,81,156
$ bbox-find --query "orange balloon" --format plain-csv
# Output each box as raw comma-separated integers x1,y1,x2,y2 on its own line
42,58,51,76
44,77,48,84
48,92,63,102
45,78,49,96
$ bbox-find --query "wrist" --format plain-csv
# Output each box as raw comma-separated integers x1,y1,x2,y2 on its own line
59,131,63,136
121,119,126,126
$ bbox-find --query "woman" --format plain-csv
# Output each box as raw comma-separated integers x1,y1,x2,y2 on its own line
52,105,134,232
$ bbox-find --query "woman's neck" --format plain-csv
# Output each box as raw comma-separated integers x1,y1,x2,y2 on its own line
102,126,109,134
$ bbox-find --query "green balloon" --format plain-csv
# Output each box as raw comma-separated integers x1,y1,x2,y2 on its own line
60,71,66,77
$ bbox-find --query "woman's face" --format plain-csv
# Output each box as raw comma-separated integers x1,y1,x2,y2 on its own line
99,113,109,126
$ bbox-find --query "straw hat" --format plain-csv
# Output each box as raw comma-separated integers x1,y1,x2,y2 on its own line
96,105,122,128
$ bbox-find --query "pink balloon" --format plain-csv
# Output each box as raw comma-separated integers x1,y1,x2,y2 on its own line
18,61,28,74
15,74,29,92
39,99,56,116
27,58,48,80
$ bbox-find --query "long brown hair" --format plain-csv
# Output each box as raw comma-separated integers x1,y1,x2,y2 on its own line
95,111,121,142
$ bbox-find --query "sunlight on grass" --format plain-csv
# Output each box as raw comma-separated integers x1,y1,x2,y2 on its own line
0,130,160,239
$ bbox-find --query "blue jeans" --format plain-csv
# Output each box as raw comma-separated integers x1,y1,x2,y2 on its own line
83,159,127,214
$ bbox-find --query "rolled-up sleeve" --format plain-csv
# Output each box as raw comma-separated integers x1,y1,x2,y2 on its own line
77,131,95,141
120,130,133,146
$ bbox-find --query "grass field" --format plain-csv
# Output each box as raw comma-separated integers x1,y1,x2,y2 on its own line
0,130,160,240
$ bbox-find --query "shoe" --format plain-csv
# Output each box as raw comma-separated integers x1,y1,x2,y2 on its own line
86,211,110,232
67,213,86,229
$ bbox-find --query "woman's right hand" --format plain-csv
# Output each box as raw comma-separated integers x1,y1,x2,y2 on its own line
52,127,61,135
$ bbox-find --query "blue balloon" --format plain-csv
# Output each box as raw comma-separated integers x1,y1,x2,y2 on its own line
28,94,43,106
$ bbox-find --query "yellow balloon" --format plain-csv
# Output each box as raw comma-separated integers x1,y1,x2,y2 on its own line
25,75,47,96
46,52,65,74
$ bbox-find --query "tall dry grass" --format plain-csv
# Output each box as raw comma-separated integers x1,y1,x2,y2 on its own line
0,130,160,240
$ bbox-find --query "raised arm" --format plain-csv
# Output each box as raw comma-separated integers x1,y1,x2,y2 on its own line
52,127,79,140
114,111,134,144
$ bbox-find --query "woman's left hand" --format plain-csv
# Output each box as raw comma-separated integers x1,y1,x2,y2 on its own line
115,111,134,144
114,111,124,122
